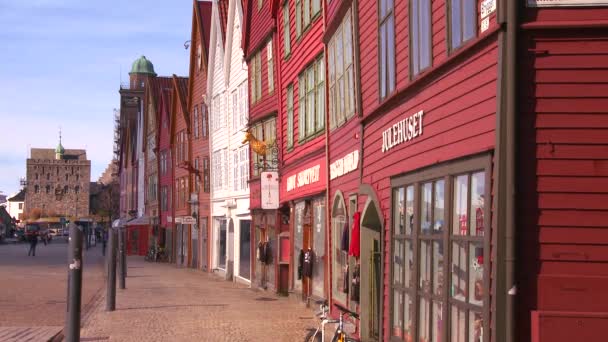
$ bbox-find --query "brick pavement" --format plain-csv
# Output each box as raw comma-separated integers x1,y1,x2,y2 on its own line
80,257,318,342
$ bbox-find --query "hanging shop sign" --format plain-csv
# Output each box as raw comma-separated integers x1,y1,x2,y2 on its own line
381,110,424,153
330,150,359,180
261,171,280,209
528,0,608,6
286,164,321,192
175,217,183,224
181,216,196,225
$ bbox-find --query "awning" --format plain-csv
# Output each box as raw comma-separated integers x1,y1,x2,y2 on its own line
126,216,150,226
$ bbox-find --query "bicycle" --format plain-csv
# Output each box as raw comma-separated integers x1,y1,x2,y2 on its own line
305,299,360,342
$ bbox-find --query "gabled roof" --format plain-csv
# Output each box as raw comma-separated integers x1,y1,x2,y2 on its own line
188,0,213,110
8,189,25,202
149,77,173,147
170,75,190,143
224,0,246,83
218,0,229,46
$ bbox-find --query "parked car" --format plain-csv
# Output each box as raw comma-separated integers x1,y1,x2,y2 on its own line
25,224,41,237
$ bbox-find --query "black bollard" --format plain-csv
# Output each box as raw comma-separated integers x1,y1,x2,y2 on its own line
65,223,83,342
106,229,117,311
118,228,126,289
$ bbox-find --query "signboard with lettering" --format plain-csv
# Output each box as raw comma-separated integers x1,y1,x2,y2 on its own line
330,150,359,181
261,171,280,209
381,110,424,153
528,0,608,5
181,216,196,225
286,164,321,192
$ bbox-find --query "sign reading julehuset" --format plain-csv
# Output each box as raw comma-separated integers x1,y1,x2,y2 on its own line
381,110,424,153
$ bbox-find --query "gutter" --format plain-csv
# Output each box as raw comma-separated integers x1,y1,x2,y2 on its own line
494,0,517,341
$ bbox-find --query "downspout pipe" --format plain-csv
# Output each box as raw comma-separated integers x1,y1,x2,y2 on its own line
495,0,517,341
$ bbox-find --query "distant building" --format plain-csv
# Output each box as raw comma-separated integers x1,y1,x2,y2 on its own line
6,189,25,221
25,135,90,219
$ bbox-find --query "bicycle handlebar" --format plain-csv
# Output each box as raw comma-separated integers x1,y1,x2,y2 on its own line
333,303,359,320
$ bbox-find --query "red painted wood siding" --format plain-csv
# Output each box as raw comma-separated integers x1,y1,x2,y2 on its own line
190,8,211,222
361,40,498,340
359,0,498,119
325,0,343,26
518,18,608,340
249,38,279,123
172,83,190,218
159,87,173,228
244,0,275,57
279,1,325,171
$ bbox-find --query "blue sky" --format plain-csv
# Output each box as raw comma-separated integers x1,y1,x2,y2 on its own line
0,0,194,198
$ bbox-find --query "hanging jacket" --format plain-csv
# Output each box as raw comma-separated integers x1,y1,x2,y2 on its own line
341,220,349,252
302,249,314,278
349,211,361,258
297,249,304,280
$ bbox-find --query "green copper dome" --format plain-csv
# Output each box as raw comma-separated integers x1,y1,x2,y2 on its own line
129,56,157,76
55,142,64,154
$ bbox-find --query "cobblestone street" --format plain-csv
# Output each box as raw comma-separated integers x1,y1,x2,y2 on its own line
0,239,105,340
81,257,317,342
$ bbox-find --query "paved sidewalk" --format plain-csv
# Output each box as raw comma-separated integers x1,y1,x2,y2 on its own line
80,257,317,341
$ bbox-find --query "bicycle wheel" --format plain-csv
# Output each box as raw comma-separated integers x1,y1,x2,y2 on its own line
305,329,322,342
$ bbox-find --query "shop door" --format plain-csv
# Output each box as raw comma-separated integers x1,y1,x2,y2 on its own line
177,224,185,266
200,218,208,271
191,224,198,269
361,228,381,342
302,223,312,301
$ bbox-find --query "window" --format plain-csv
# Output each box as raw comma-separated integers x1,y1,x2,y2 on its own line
298,55,325,141
233,151,239,191
286,84,294,149
19,203,23,210
176,130,188,163
46,185,51,194
331,195,348,304
250,117,276,177
35,185,39,193
65,174,68,181
250,52,262,104
240,147,249,190
283,2,291,57
411,0,432,77
47,173,50,180
161,186,168,211
64,185,69,194
379,0,395,99
295,0,320,38
239,82,248,127
267,41,274,93
194,158,200,192
232,90,238,131
328,11,355,129
201,104,209,138
449,0,477,51
35,173,39,180
75,186,80,195
223,149,228,189
203,157,210,193
147,135,156,160
390,156,490,342
148,174,157,202
193,105,200,138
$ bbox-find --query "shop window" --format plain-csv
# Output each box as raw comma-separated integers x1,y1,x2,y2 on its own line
449,0,477,51
390,156,489,342
332,193,348,304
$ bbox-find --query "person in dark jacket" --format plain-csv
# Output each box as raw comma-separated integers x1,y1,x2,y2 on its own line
27,233,38,256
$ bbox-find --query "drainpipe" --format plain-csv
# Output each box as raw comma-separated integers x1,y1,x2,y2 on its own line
495,0,517,341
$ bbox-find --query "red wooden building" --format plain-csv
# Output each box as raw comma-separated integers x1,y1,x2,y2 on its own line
187,0,213,271
518,3,608,342
242,0,283,292
355,0,500,340
170,75,192,267
157,77,175,261
276,0,327,302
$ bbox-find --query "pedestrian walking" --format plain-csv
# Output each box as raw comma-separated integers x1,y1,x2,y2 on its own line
27,233,38,256
102,229,108,256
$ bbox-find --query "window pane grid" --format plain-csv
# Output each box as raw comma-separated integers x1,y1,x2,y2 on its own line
391,159,488,342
